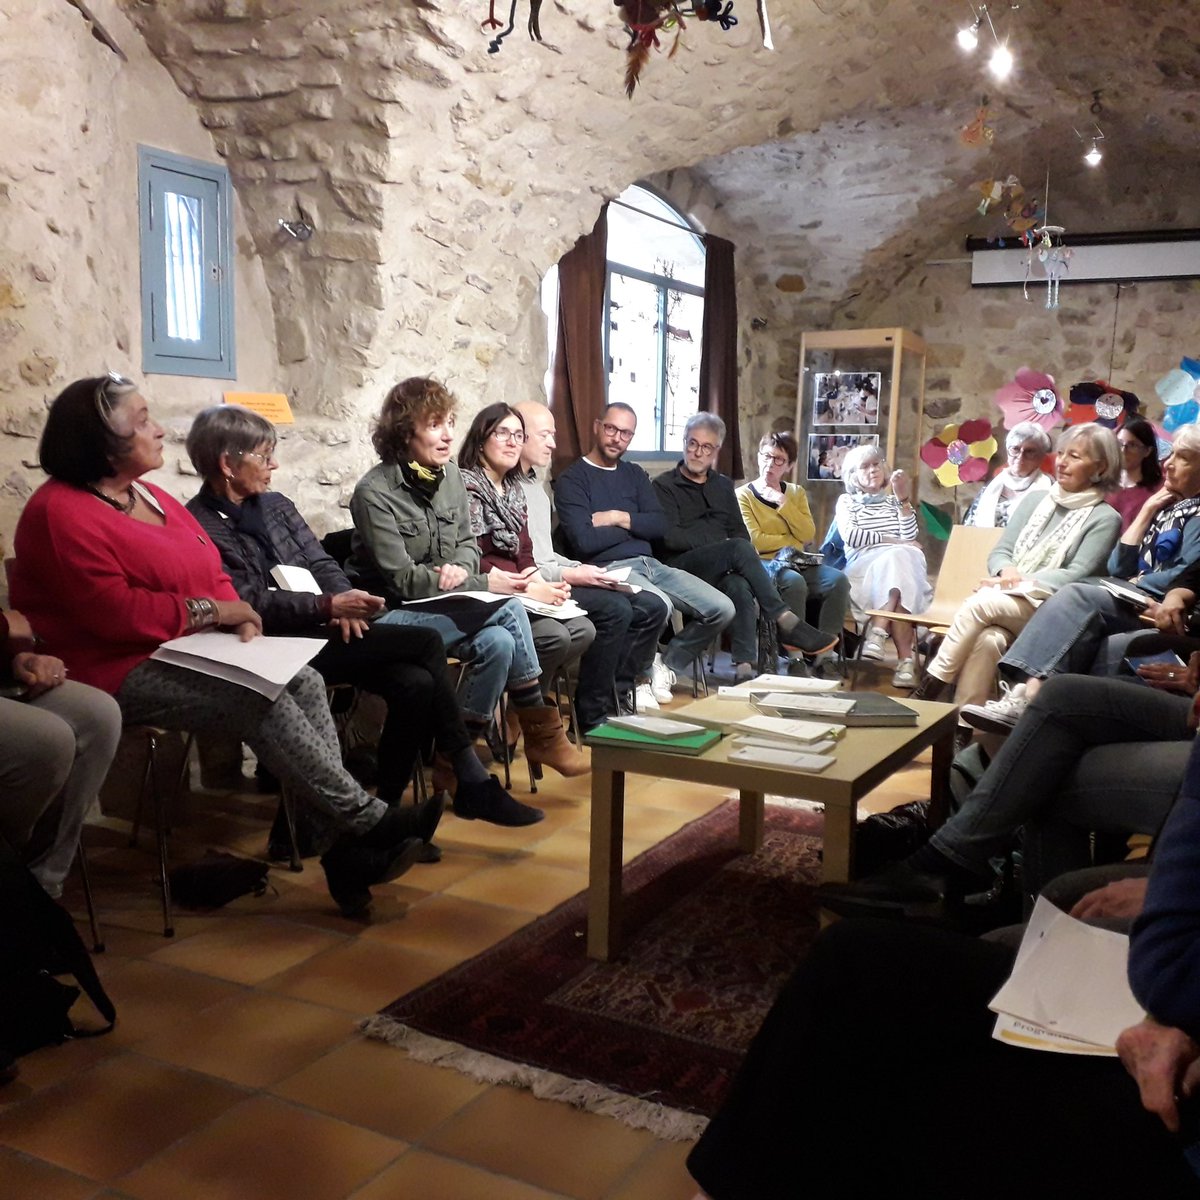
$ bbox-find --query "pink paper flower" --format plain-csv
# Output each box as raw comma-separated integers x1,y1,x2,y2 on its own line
993,367,1064,432
920,419,998,487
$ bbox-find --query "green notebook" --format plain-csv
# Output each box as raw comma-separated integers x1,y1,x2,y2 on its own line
585,722,723,756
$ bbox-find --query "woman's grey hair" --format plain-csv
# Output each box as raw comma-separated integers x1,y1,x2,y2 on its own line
1056,422,1121,490
1005,421,1053,456
186,405,277,480
841,443,887,494
1171,425,1200,456
684,411,726,446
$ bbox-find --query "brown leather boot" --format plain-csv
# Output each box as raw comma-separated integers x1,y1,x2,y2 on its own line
515,705,590,778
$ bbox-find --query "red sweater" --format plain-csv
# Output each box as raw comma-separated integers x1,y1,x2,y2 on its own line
11,480,238,694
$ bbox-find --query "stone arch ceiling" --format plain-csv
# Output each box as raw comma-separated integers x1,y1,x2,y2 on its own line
119,0,1200,413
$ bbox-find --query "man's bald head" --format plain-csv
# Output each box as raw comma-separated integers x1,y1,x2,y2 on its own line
516,401,556,470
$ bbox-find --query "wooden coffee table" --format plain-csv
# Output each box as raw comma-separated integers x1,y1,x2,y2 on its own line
587,695,959,961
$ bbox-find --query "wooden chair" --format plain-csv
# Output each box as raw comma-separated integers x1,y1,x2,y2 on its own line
862,524,1004,676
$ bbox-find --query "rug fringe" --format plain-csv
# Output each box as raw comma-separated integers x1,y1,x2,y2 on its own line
360,1014,709,1142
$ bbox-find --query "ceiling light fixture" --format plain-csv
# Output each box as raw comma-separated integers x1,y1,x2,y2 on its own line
957,4,1020,76
988,41,1014,78
957,17,981,51
1075,123,1105,168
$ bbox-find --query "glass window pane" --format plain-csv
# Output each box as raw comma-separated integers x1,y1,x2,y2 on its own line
607,187,706,287
163,191,204,342
662,289,703,450
606,272,662,452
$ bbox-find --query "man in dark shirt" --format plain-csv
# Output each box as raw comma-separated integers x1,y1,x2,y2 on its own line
554,402,734,686
653,412,841,681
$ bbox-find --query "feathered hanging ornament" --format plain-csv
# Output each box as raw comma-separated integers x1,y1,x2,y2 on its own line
617,0,683,97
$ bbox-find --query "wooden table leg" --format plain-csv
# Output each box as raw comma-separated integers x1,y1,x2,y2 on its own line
587,765,625,961
821,802,854,883
738,789,764,853
928,729,956,829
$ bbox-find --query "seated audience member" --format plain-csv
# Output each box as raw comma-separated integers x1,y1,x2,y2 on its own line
687,730,1200,1199
0,606,121,898
1108,416,1163,532
12,375,436,918
737,430,851,678
910,423,1122,713
346,377,583,809
513,400,669,731
962,420,1053,528
820,670,1193,916
554,402,734,696
652,414,838,683
456,403,595,710
184,404,526,849
835,444,932,688
957,426,1200,732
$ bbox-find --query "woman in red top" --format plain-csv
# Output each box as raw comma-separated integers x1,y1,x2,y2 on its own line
457,403,594,707
12,374,439,917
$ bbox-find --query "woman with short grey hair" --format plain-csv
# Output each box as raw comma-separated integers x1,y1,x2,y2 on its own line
963,420,1053,529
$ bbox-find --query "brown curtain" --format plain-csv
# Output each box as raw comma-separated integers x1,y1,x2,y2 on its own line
698,234,743,480
550,206,608,476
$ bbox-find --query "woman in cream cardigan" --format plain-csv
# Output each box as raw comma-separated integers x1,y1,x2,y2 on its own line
911,422,1122,711
737,431,851,675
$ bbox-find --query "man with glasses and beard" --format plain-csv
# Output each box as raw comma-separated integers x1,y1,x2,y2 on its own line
554,403,734,703
652,413,839,683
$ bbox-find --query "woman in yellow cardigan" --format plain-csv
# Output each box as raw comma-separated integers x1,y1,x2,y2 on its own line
737,431,851,675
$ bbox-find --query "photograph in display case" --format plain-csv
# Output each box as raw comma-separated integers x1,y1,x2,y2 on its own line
812,371,882,426
807,433,880,482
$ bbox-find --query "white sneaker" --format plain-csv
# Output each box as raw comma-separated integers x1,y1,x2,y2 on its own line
651,654,676,704
634,682,660,711
860,629,888,662
959,681,1028,734
891,658,917,688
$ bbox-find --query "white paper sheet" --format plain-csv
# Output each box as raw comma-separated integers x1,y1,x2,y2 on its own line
151,632,324,701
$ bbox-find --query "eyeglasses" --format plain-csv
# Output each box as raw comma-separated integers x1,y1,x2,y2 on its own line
600,422,636,442
238,449,276,466
94,371,134,429
759,451,789,468
490,428,526,445
685,438,719,457
1009,445,1043,458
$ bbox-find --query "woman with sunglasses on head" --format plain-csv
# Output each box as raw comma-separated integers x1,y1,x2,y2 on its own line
457,403,594,745
347,377,586,802
12,374,432,918
737,431,852,678
184,404,529,856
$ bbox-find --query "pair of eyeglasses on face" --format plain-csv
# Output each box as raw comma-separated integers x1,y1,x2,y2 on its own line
238,449,276,466
94,371,134,426
759,451,789,468
685,438,719,457
600,422,635,442
490,428,526,445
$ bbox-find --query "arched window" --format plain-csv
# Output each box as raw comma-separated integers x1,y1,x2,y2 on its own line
604,184,706,455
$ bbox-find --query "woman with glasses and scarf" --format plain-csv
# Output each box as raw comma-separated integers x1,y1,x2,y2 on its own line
457,403,594,750
347,377,586,798
183,404,531,850
737,431,852,677
962,421,1053,529
12,375,435,918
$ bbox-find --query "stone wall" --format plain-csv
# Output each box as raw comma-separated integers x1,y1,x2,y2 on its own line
0,0,279,556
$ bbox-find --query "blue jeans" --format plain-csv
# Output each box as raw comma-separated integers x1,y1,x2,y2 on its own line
998,581,1144,682
767,561,852,640
376,598,541,724
610,555,736,672
929,674,1191,896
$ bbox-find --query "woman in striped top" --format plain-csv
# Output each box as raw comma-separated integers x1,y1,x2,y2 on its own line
835,445,932,687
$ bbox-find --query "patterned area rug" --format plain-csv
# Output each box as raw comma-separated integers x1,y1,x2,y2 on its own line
363,800,823,1138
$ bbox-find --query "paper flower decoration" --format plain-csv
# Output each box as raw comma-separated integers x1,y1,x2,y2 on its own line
1066,380,1140,430
1156,359,1200,434
920,419,998,487
993,367,1064,432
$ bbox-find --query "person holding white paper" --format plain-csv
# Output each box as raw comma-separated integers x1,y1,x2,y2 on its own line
12,375,435,918
185,404,532,839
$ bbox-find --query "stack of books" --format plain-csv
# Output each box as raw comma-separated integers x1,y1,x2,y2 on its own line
585,715,723,756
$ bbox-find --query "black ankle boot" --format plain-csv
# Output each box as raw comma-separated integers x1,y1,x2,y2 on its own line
453,776,544,827
910,674,950,702
320,837,425,918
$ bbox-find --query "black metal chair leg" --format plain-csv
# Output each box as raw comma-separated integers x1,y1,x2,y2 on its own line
75,839,104,954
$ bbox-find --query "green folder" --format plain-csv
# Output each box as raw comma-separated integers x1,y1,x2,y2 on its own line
585,723,723,756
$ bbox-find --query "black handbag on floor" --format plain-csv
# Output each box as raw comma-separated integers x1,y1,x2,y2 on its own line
0,839,116,1070
169,852,269,910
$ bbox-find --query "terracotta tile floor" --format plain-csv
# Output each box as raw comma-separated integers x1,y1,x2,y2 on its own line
0,684,930,1200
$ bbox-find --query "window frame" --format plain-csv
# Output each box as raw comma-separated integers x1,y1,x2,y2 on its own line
603,185,706,463
137,146,236,380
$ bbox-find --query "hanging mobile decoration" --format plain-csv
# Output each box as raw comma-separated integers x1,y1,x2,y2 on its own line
1022,225,1071,309
959,102,995,149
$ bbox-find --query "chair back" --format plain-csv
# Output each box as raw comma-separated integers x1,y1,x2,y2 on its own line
919,524,1004,626
320,529,354,569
